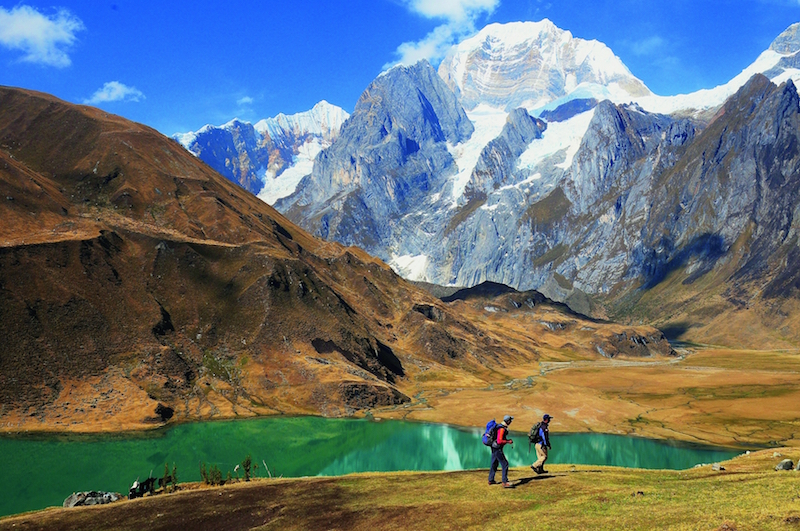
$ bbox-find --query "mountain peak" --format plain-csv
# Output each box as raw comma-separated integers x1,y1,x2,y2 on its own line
770,22,800,55
438,19,650,112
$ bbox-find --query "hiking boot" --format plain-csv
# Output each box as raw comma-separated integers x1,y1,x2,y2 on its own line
534,466,544,474
488,480,497,485
502,482,513,488
540,469,549,474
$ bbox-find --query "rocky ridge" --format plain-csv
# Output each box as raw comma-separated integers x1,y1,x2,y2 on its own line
174,101,349,201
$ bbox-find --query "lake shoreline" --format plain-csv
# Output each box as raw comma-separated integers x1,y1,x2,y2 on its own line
0,412,757,452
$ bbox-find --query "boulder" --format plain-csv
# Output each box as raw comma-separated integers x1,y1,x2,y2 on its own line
775,459,794,471
63,490,122,508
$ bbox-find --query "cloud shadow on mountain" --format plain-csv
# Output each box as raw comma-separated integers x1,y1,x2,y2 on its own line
642,233,727,290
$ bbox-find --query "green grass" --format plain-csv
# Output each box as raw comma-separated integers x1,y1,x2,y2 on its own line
3,450,800,530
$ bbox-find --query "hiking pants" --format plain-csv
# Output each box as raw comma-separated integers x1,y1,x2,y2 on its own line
489,447,509,483
533,442,548,469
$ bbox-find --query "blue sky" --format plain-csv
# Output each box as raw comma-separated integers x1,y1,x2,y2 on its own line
1,0,799,135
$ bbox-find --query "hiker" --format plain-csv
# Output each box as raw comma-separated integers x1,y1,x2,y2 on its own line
488,414,514,488
530,414,552,474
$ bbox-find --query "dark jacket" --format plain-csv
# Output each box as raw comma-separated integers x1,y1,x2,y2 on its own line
538,423,551,448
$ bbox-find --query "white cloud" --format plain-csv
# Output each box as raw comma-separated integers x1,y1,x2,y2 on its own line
0,5,84,67
404,0,499,22
629,36,666,57
84,81,145,104
387,0,499,68
237,96,254,105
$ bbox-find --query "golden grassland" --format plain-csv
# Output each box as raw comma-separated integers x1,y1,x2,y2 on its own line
378,302,800,448
5,341,799,449
389,346,800,448
2,449,799,531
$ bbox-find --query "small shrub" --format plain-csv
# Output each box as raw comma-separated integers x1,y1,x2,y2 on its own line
242,454,252,481
200,462,208,484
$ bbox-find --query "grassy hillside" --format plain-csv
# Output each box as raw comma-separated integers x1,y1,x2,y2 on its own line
1,449,798,531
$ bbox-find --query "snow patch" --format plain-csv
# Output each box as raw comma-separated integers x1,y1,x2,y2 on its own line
257,139,323,205
447,105,508,202
517,108,595,171
173,131,198,151
388,253,429,281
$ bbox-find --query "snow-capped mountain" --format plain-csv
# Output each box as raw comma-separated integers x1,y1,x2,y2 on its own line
637,22,800,115
438,20,651,113
176,20,800,343
174,101,349,202
271,20,800,331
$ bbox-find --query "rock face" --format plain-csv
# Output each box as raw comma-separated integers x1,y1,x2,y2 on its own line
466,108,546,196
277,60,473,253
174,101,349,200
775,459,795,471
63,491,122,507
636,76,800,296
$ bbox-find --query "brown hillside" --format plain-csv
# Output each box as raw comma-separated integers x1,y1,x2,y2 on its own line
0,86,673,433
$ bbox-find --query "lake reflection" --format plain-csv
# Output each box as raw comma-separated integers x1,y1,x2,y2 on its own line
0,417,740,517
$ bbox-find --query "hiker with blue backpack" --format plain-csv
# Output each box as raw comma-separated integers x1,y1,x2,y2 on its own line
484,415,514,488
529,414,552,474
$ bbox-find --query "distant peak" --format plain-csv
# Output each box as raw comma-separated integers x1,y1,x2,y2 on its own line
222,117,249,129
440,19,647,112
379,59,433,78
770,22,800,55
460,19,568,50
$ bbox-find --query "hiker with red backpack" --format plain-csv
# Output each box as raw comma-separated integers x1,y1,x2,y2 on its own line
486,414,514,488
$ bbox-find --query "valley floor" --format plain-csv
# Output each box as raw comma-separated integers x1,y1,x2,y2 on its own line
378,345,800,449
1,449,799,531
4,346,800,449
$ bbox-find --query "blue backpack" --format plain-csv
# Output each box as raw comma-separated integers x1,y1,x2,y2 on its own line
482,419,499,446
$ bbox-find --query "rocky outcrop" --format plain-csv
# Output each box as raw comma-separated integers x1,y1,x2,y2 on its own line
63,491,122,507
338,382,410,409
595,331,676,358
775,458,795,471
277,60,473,254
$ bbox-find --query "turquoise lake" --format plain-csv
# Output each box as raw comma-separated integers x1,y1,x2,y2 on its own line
0,417,741,517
